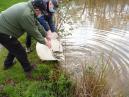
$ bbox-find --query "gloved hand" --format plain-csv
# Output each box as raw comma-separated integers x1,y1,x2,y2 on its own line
46,31,59,40
46,30,52,40
44,38,51,48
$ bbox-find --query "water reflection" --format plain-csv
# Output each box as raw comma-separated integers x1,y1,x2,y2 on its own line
60,0,129,94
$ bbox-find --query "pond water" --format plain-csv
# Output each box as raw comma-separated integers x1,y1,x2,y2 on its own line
60,0,129,94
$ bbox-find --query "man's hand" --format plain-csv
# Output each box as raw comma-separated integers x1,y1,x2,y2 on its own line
44,38,51,48
46,31,59,39
46,30,52,40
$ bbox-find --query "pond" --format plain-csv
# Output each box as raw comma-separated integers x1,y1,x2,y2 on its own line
60,0,129,94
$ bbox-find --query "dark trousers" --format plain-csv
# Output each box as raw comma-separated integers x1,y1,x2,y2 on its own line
0,33,32,72
26,34,31,48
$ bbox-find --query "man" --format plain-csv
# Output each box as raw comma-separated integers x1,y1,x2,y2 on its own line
26,0,58,53
0,0,58,77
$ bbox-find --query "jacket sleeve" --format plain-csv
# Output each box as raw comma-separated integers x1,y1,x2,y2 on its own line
46,14,56,32
20,14,46,44
37,20,47,37
38,16,50,31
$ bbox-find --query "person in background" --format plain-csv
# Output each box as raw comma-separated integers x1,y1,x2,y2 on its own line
0,0,58,78
26,0,59,53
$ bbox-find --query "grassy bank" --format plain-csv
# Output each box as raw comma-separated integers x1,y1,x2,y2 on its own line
0,1,74,97
0,0,27,12
0,34,74,97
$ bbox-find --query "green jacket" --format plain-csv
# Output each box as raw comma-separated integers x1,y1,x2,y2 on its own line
0,1,46,44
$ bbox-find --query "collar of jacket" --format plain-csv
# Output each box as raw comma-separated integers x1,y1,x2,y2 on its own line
28,1,35,15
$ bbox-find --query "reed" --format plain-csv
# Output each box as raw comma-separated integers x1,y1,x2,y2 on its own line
71,54,125,97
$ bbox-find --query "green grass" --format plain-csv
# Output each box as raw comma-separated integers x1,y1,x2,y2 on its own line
0,0,27,12
0,1,74,97
0,34,73,97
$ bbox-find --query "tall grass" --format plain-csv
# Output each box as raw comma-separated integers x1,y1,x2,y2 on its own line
71,55,125,97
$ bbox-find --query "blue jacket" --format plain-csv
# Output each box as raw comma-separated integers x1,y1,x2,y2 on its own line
38,13,56,32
